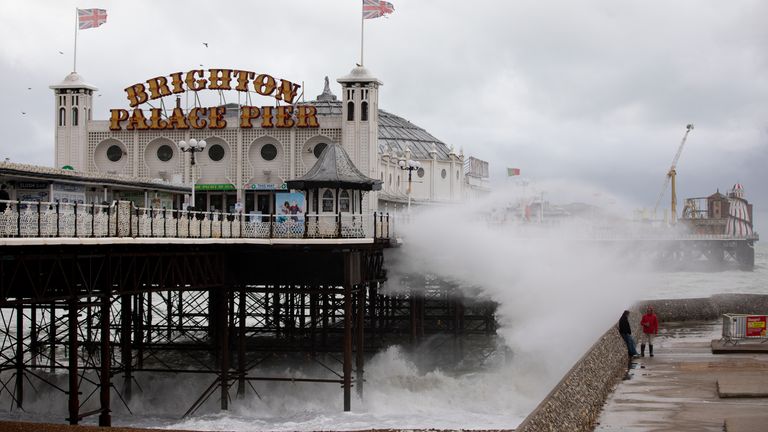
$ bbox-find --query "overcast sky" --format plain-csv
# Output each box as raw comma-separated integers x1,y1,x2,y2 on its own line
1,1,766,227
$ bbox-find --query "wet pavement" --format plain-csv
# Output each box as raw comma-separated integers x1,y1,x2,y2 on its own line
595,321,768,432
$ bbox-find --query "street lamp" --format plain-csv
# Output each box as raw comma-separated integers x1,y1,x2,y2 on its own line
398,159,422,213
178,138,207,210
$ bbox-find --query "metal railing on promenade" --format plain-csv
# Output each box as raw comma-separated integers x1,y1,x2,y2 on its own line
0,200,393,241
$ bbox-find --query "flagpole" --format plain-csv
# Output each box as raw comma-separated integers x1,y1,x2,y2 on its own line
360,2,365,66
73,8,78,72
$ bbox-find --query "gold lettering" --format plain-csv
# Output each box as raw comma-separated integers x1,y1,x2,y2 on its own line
188,107,208,129
185,69,207,91
208,69,233,90
126,109,150,130
239,106,261,128
261,106,274,128
276,106,295,128
149,108,169,130
275,79,300,104
232,70,254,92
254,74,276,96
296,105,319,128
146,76,172,100
125,83,149,107
209,106,227,129
169,72,185,94
167,107,190,129
109,109,129,130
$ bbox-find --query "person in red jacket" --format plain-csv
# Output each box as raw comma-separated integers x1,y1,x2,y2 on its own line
640,305,659,357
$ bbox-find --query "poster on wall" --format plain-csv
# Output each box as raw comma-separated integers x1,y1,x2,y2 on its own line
275,192,305,222
746,315,767,337
52,183,86,204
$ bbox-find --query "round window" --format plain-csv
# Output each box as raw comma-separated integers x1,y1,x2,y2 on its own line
208,144,225,161
106,145,123,162
313,143,328,158
417,167,425,178
261,143,278,161
441,169,447,179
157,144,173,162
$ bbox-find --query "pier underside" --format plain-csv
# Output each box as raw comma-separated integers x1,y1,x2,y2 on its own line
0,243,497,425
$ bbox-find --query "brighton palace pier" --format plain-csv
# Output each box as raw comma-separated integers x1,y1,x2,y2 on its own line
0,65,495,426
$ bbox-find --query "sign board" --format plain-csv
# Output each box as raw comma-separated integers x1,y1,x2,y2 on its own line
109,68,320,131
196,183,236,191
246,183,287,191
52,183,86,204
746,315,767,337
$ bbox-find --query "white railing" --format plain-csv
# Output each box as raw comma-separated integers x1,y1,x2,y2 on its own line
0,200,394,241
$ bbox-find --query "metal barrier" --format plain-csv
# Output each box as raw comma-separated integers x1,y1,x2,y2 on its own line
721,313,768,345
0,200,393,241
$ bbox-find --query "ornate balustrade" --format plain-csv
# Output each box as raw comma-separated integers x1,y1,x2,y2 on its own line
0,200,393,241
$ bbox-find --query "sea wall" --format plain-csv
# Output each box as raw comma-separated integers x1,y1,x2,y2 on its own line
515,293,768,432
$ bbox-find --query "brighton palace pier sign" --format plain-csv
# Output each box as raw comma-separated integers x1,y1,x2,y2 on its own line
109,69,319,131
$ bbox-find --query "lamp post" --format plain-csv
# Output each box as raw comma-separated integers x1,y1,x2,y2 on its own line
178,139,207,210
398,159,422,213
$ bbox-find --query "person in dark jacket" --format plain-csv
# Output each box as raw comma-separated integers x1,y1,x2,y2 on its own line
618,310,639,357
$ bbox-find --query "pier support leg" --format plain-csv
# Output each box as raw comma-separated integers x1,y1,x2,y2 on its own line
219,288,229,410
99,293,112,427
237,288,246,398
355,284,365,399
15,304,23,409
121,294,133,401
343,282,352,412
68,298,79,425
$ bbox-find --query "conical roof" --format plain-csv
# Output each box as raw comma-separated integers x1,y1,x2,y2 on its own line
286,144,382,191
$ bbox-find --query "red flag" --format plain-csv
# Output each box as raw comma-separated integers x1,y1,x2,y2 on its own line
78,8,108,30
363,0,395,20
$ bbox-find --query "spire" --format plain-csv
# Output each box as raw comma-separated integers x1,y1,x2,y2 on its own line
316,76,337,101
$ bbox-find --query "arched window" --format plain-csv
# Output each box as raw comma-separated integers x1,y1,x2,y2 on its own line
322,189,334,212
347,101,355,121
339,190,351,212
58,108,66,126
361,101,369,121
72,107,79,126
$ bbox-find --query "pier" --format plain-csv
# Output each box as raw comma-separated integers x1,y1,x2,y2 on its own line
0,200,496,426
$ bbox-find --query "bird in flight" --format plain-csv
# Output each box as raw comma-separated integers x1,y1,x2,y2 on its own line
202,42,208,48
27,87,31,90
21,112,26,115
58,51,64,55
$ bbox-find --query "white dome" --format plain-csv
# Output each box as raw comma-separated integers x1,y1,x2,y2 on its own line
337,65,382,85
49,72,98,91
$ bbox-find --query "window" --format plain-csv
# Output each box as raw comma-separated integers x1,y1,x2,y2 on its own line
397,176,400,188
157,145,173,162
208,144,225,161
361,101,368,121
322,189,334,212
389,173,392,187
261,143,278,161
417,167,425,178
107,145,123,162
339,190,350,212
441,169,447,179
347,101,355,121
72,107,79,126
58,108,66,126
456,170,460,180
313,143,328,159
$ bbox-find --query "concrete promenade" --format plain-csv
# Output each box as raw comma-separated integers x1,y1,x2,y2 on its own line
595,321,768,432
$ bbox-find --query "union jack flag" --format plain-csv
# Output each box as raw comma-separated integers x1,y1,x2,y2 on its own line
363,0,394,20
78,8,108,30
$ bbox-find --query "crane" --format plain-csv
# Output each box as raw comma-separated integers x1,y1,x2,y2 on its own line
653,124,694,224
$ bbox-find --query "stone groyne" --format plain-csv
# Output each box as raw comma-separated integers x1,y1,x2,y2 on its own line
515,293,768,432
